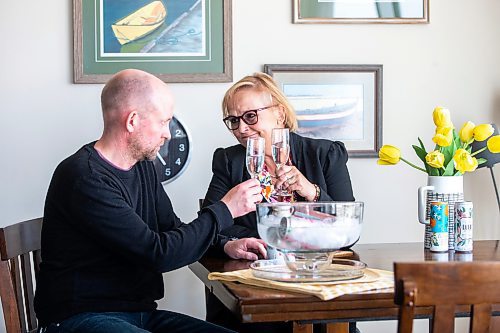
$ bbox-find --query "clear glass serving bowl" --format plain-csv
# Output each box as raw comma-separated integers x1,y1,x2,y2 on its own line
250,258,366,282
256,202,364,274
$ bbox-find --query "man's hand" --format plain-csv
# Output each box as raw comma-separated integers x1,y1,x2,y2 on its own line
224,238,267,261
221,179,262,218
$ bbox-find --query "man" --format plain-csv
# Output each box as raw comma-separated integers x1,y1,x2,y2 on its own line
34,69,266,333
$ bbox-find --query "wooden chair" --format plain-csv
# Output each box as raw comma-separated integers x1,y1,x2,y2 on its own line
394,261,500,333
0,218,42,333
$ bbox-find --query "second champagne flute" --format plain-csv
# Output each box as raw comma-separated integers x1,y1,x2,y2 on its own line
246,137,265,179
272,128,291,198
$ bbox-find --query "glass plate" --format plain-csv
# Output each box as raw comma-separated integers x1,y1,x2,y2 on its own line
250,258,366,283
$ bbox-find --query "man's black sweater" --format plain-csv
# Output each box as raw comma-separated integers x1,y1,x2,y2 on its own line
34,143,232,326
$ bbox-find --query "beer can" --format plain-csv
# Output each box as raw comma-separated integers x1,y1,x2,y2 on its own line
454,201,473,252
429,201,449,252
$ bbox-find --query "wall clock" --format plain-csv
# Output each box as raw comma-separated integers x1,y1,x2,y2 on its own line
153,116,192,184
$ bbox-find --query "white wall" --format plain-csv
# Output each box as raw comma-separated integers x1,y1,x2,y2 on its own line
1,1,499,332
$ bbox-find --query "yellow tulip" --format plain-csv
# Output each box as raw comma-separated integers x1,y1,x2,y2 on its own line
459,121,475,142
433,107,453,127
453,149,478,173
432,126,453,147
473,124,494,141
487,135,500,153
377,145,400,165
425,150,445,168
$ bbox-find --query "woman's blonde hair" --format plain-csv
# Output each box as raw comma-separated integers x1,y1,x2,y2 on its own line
222,72,298,131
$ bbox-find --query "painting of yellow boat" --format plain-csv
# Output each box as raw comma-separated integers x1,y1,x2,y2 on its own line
111,1,167,45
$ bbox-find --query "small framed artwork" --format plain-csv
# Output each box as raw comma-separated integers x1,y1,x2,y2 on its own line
73,0,232,83
293,0,429,24
264,64,383,158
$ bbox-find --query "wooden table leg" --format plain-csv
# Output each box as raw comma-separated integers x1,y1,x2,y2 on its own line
293,322,313,333
326,323,349,333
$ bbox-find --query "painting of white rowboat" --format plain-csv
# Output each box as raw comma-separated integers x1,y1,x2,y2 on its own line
288,96,359,128
111,1,167,45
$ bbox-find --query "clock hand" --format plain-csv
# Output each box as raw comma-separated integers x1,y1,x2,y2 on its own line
156,152,166,166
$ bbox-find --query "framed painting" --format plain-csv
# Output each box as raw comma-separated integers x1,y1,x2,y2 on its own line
264,64,383,158
73,0,232,83
293,0,429,24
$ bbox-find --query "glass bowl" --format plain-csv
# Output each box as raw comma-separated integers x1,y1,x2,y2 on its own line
250,258,366,282
256,202,364,274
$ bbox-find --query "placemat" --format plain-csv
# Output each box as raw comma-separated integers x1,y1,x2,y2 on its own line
208,267,393,301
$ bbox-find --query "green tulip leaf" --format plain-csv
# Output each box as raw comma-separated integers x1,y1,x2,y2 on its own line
477,158,487,166
429,167,440,176
443,159,455,176
412,145,426,163
442,140,456,165
412,145,430,173
453,129,461,147
418,137,427,152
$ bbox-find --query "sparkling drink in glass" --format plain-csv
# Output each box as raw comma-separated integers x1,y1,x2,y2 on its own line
272,141,290,169
271,128,291,197
246,137,265,179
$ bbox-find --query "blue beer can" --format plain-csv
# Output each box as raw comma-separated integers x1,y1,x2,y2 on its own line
454,201,473,252
429,201,449,252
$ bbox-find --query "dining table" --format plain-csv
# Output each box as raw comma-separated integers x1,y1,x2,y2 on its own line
188,240,500,333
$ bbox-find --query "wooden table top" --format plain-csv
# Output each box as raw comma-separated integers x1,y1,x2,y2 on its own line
189,240,500,325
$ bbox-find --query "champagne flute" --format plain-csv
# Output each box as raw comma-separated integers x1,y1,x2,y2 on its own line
246,137,265,179
272,128,291,198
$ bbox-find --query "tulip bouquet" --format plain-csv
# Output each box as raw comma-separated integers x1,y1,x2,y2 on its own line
378,107,500,176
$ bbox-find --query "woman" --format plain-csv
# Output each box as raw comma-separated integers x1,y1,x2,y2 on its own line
202,73,356,333
203,72,355,241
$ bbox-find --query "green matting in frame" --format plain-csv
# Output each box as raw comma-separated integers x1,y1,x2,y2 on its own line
74,0,232,83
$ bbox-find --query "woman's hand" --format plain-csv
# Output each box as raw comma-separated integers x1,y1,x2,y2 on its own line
275,165,316,201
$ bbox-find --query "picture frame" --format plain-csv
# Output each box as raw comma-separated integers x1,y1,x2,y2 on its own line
264,64,383,158
73,0,232,83
293,0,429,24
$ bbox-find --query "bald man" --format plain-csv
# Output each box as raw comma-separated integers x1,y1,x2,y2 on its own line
34,69,265,333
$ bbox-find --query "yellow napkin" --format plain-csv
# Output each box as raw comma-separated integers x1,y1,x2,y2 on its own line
208,268,393,301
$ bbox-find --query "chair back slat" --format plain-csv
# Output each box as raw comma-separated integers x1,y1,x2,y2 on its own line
395,261,500,333
0,217,42,333
470,303,491,333
21,253,37,330
10,257,28,333
432,304,455,333
0,260,22,332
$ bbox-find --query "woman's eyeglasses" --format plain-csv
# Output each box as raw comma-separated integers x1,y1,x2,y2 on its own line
223,105,277,130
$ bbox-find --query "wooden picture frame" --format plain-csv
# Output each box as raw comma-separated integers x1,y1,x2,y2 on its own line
264,64,383,158
73,0,232,83
293,0,429,24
